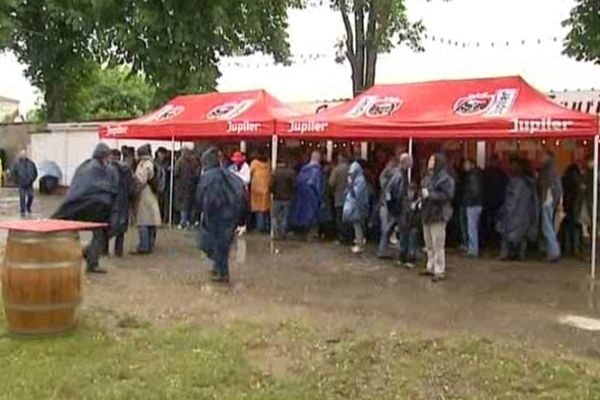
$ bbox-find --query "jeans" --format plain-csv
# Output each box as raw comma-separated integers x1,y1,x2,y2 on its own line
114,233,125,257
399,227,418,262
500,240,527,261
541,203,561,260
423,222,447,276
138,225,157,253
353,222,365,246
562,216,583,256
377,206,398,256
18,186,33,214
271,200,290,239
459,206,468,250
85,229,106,270
180,211,191,227
254,211,270,233
335,206,353,244
466,205,482,256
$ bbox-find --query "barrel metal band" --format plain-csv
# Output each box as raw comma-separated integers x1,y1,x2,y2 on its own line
4,298,82,311
3,260,82,270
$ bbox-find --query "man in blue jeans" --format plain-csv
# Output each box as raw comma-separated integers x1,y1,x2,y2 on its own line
11,150,38,217
538,151,563,262
461,159,483,257
270,160,296,239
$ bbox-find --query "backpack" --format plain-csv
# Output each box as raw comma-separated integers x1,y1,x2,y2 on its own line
149,163,165,194
386,172,406,218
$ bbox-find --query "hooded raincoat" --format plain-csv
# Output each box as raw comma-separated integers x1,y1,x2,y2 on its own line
343,162,370,223
196,148,247,275
289,161,324,231
53,143,118,228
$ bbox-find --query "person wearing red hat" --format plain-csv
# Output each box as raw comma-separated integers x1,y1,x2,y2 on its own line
229,151,251,187
228,150,250,235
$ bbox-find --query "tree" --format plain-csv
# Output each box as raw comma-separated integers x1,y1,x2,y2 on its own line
2,0,298,121
0,0,15,46
563,0,600,65
333,0,425,96
27,64,155,122
1,0,102,122
103,0,297,104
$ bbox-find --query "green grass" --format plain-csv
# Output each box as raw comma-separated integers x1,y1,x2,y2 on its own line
1,311,600,399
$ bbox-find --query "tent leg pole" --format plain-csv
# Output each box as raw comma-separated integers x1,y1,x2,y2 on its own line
592,134,599,280
169,136,175,230
270,135,278,240
408,137,413,183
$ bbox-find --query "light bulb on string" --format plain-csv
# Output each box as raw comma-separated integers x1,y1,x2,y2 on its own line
555,140,560,147
542,139,546,145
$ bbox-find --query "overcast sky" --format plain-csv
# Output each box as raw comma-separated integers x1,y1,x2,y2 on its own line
1,0,599,114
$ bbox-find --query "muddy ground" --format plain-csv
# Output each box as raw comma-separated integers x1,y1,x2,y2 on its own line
1,188,600,359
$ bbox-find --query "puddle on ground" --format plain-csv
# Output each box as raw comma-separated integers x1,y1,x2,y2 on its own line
559,315,600,331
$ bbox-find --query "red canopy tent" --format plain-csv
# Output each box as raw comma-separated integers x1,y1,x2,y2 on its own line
276,76,598,140
99,89,299,141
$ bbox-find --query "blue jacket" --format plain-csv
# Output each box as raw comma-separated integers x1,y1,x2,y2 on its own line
343,162,370,223
289,162,324,230
12,158,37,188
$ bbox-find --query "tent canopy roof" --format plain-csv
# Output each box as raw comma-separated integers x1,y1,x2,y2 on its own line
277,76,598,140
99,89,299,141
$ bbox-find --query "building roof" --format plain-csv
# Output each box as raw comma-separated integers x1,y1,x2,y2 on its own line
0,95,19,104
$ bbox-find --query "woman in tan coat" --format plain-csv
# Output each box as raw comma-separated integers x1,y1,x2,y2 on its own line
250,152,271,233
132,144,162,254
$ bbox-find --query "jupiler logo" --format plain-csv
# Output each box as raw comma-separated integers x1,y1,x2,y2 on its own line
454,88,518,117
207,99,255,120
140,104,185,122
345,96,403,118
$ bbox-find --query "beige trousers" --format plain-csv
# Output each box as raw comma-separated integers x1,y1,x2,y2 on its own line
423,222,447,276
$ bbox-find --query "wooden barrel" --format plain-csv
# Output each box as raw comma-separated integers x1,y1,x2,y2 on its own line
2,230,83,335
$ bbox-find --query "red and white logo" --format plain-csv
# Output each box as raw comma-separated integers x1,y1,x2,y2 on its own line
346,96,403,118
207,99,255,120
454,88,518,117
140,104,185,122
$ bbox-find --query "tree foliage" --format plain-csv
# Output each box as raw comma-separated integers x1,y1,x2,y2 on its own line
2,0,296,121
563,0,600,65
28,64,155,122
101,0,295,104
332,0,425,96
1,0,103,122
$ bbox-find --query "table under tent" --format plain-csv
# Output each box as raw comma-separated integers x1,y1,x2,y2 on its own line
273,76,599,278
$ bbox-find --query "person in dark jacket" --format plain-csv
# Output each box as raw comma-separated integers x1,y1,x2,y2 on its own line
399,182,422,268
461,159,483,257
107,149,135,257
496,158,540,261
270,160,296,240
420,153,455,282
196,147,247,283
343,161,370,254
482,155,508,248
377,153,411,259
289,151,324,238
581,157,599,240
11,149,38,217
538,150,563,262
174,148,201,229
560,163,583,256
52,143,118,273
329,153,352,244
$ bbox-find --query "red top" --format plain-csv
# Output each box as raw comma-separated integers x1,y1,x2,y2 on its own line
276,76,598,140
0,219,107,233
99,89,300,141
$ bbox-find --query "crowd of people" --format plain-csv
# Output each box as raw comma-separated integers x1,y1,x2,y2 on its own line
16,140,595,284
